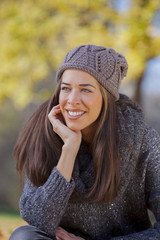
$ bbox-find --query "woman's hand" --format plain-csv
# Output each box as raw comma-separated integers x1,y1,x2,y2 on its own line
48,104,81,146
48,104,82,182
56,227,85,240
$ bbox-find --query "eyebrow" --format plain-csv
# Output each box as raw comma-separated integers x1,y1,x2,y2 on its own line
61,82,96,89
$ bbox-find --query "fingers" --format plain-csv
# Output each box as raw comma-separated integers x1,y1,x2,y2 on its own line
48,105,69,142
48,105,64,130
48,105,82,145
56,237,61,240
48,105,61,121
57,227,74,237
56,227,84,240
56,227,70,240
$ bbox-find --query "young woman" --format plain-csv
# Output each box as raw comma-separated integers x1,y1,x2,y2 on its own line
10,45,160,240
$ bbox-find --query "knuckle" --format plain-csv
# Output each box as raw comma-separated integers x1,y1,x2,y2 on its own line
53,124,59,133
53,125,58,131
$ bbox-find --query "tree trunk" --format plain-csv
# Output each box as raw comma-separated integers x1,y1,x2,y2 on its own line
134,72,144,106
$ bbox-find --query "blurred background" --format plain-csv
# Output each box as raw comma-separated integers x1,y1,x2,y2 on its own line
0,0,160,239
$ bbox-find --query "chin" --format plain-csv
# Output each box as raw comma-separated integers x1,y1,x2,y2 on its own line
66,123,83,132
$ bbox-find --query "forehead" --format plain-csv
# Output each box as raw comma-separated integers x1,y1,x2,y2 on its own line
61,69,99,87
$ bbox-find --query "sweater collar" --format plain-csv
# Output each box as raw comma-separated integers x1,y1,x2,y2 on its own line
72,95,145,203
116,94,145,200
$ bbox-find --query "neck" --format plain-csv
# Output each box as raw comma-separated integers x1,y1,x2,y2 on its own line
82,133,92,145
82,121,97,145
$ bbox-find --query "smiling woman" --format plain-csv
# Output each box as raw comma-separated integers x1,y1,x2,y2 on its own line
10,45,160,240
59,70,103,138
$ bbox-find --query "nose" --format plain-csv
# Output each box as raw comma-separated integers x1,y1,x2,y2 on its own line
67,90,81,105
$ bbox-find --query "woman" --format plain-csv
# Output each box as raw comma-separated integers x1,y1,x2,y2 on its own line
10,45,160,240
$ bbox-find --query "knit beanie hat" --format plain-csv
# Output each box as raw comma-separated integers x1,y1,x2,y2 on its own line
56,45,128,100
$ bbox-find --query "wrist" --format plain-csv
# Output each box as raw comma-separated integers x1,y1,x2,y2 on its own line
64,138,81,151
57,142,80,182
62,141,80,155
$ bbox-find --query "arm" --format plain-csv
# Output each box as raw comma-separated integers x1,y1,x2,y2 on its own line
20,105,82,237
111,126,160,240
20,168,75,237
49,104,82,182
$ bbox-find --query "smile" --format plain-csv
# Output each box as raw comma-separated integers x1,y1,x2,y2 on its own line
68,111,85,117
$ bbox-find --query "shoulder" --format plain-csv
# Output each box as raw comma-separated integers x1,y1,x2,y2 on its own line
116,94,160,155
141,124,160,154
116,94,145,144
116,94,144,121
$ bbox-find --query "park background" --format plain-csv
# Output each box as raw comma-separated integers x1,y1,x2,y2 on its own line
0,0,160,239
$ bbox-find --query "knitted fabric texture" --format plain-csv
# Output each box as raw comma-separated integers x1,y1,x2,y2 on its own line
56,45,128,100
19,95,160,239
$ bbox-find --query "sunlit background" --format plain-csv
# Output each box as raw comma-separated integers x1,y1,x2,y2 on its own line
0,0,160,239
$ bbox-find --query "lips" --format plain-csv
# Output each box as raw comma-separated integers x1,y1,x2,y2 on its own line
66,109,86,119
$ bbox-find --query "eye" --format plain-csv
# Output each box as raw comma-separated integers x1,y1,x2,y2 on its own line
61,87,71,92
81,88,92,93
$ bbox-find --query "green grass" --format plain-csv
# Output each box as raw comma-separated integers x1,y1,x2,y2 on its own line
0,209,26,240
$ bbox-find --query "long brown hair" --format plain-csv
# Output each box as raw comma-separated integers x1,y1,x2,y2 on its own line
87,86,120,203
14,81,120,203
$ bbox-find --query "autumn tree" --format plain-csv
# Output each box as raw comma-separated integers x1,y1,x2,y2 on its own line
0,0,159,107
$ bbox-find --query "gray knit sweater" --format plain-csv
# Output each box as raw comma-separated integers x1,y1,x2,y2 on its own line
19,95,160,239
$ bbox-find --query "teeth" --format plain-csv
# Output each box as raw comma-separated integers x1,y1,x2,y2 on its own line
68,111,84,116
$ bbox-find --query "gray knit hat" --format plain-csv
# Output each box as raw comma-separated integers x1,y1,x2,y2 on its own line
56,45,128,100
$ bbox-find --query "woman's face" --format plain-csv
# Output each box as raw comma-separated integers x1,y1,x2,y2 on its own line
59,69,103,137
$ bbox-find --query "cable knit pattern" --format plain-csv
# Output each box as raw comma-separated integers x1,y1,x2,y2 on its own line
56,45,128,100
19,95,160,239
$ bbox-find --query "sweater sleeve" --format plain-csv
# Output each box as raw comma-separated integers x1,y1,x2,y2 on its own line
111,126,160,240
19,167,75,238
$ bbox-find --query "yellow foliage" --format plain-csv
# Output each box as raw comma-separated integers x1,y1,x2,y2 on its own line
0,0,160,107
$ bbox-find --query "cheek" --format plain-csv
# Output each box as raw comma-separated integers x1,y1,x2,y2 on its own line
88,99,102,120
59,94,69,121
94,96,103,115
59,96,65,116
59,94,65,107
94,104,102,118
